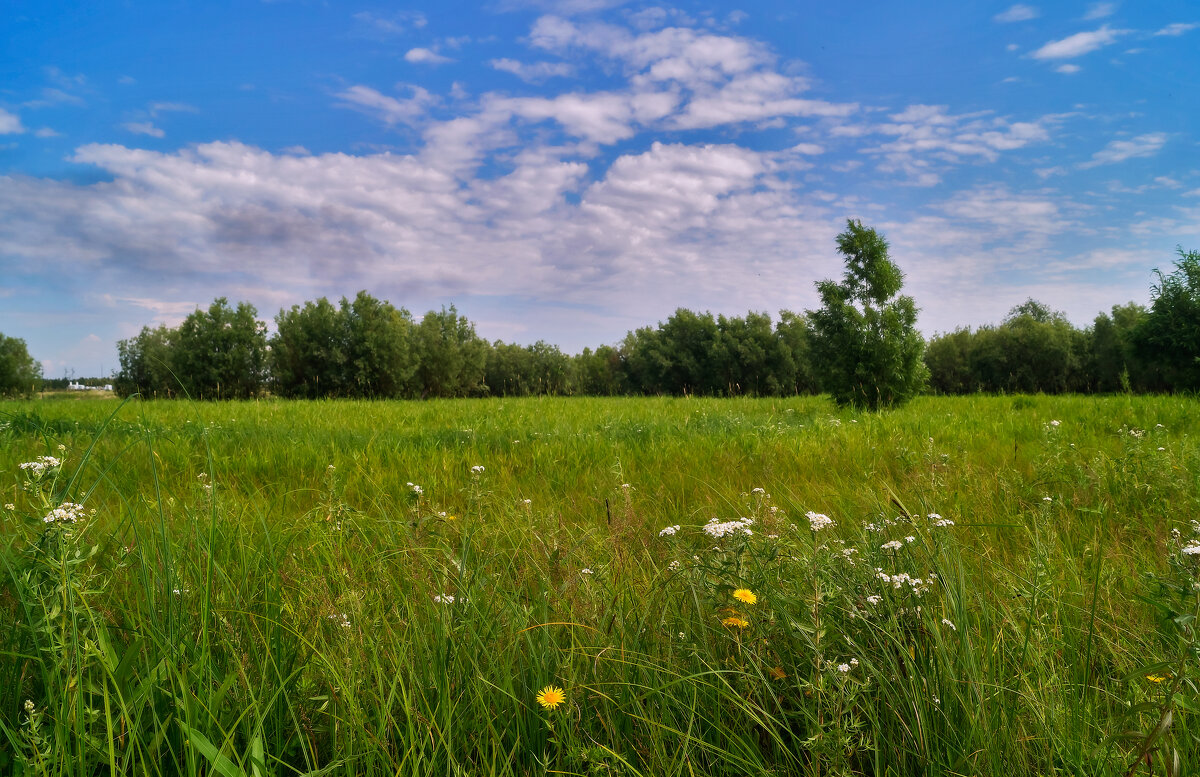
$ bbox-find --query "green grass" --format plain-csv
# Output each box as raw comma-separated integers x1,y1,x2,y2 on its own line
0,395,1197,776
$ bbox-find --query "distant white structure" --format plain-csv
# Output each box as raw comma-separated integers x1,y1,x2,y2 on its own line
67,382,114,391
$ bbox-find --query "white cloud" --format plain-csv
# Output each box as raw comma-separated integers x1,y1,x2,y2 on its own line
121,121,164,138
337,85,437,126
835,104,1054,185
34,127,61,138
1055,63,1082,74
489,58,574,82
1031,25,1127,60
1079,132,1168,168
1154,22,1199,36
994,5,1039,23
405,48,453,65
1083,3,1116,20
0,108,25,134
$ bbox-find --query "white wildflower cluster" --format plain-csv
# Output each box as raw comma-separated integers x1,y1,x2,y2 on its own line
866,595,883,606
703,516,754,539
830,658,859,673
1046,419,1061,429
620,483,632,490
1182,544,1200,556
407,482,424,496
941,618,957,631
659,525,680,537
881,540,904,552
43,502,88,525
668,560,681,571
806,511,835,532
19,456,61,478
4,503,14,511
866,516,897,532
929,513,955,528
327,613,351,629
470,465,485,475
751,487,766,495
874,569,933,595
522,498,532,506
433,594,458,604
580,568,594,576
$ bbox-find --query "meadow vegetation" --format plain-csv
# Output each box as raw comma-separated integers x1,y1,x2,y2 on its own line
1,394,1197,775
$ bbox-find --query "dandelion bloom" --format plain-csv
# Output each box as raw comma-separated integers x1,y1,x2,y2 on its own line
1146,675,1168,683
536,686,565,710
722,616,750,629
732,588,757,605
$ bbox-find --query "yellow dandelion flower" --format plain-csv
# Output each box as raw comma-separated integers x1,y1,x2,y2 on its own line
1146,675,1168,683
732,588,757,605
536,685,566,710
722,616,750,629
446,514,457,521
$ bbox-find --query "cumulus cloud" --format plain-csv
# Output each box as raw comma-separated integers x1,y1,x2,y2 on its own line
1079,132,1167,168
994,5,1039,23
489,58,574,82
1055,63,1082,74
1083,3,1116,20
1154,22,1199,36
121,121,164,138
337,84,437,126
1031,25,1127,60
0,108,25,134
405,47,453,64
832,104,1054,185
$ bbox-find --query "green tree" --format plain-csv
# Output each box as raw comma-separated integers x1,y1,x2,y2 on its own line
1134,247,1200,391
0,333,40,398
271,297,347,398
114,325,178,398
173,298,268,399
414,306,487,398
808,220,928,409
925,328,976,395
1089,303,1150,393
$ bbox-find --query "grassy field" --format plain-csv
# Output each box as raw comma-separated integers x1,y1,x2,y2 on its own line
0,395,1197,776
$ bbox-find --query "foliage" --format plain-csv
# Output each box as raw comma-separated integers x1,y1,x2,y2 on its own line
0,333,40,398
414,305,488,398
113,325,177,398
271,292,417,398
1135,247,1200,391
173,298,269,399
0,394,1196,775
808,220,928,409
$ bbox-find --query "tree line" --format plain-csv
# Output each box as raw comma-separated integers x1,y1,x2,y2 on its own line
2,227,1197,403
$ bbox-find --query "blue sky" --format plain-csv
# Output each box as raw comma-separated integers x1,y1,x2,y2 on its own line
1,0,1197,377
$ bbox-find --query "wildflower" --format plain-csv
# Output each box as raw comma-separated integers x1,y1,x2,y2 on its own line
536,686,566,710
433,594,456,604
668,560,681,571
1146,675,1168,683
722,616,750,629
18,456,60,478
1042,496,1052,502
407,482,424,496
942,618,957,631
1182,544,1200,556
806,511,835,532
905,535,916,543
751,487,765,495
471,465,485,475
43,502,87,525
581,568,594,575
327,464,335,471
930,513,955,527
703,517,754,538
3,503,13,511
733,588,757,605
836,663,851,673
866,595,882,605
1050,420,1061,427
327,613,351,629
522,499,532,506
881,540,903,551
659,525,680,537
620,483,632,489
